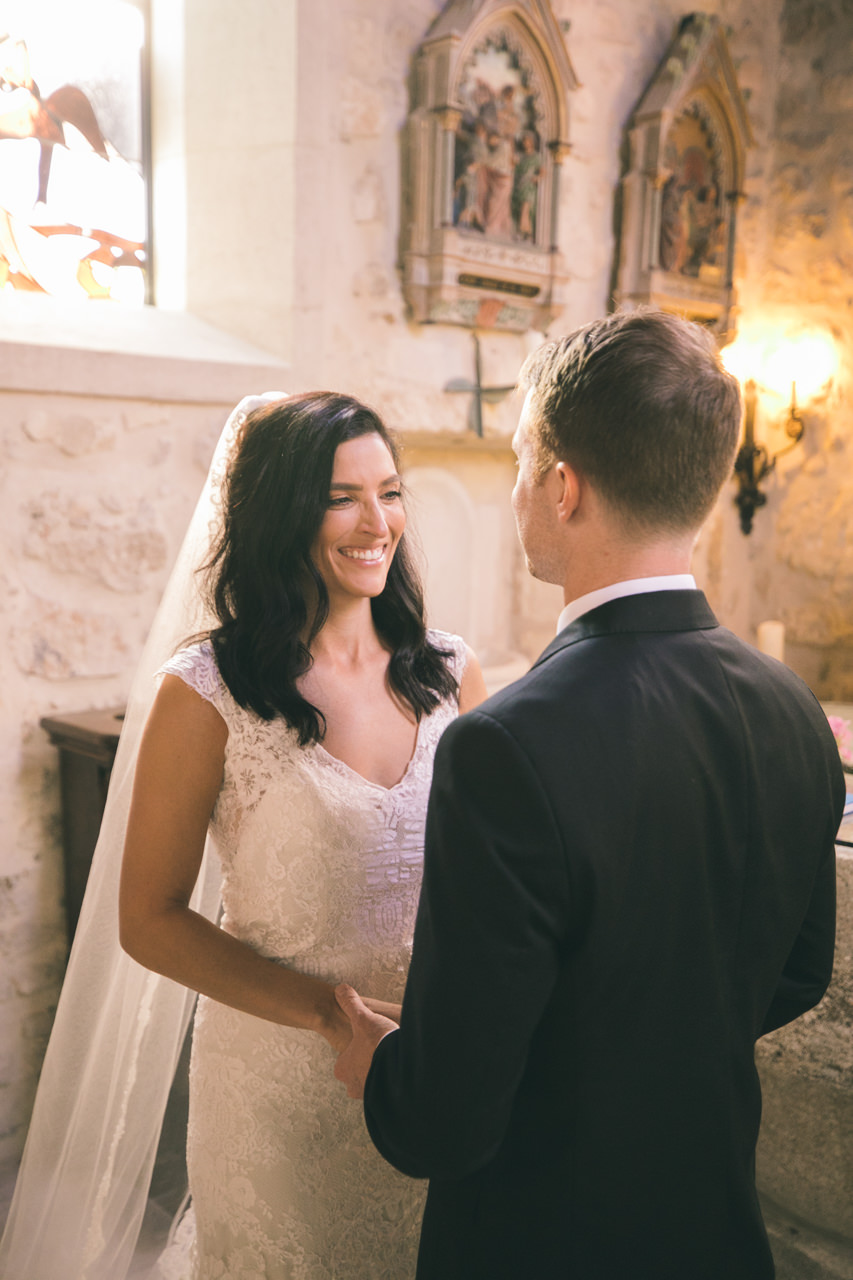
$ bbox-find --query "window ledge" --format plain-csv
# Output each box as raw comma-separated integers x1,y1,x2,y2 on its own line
0,295,288,403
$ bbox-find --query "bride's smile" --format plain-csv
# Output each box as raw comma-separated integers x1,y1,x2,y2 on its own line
339,546,386,562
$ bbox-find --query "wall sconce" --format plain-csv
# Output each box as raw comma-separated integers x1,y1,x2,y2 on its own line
721,330,837,535
732,377,802,534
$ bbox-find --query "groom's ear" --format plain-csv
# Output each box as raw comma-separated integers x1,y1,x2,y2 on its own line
553,461,582,524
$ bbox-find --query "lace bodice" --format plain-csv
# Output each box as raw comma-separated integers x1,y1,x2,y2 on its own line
154,631,466,1279
160,631,464,991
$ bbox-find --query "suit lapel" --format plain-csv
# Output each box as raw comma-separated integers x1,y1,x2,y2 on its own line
532,590,719,672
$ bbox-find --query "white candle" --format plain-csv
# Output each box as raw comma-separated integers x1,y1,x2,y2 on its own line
757,620,786,662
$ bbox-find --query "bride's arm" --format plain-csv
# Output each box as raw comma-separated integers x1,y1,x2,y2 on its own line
458,646,488,713
119,674,351,1052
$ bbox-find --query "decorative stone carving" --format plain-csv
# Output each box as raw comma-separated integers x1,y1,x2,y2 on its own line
613,14,753,338
403,0,577,332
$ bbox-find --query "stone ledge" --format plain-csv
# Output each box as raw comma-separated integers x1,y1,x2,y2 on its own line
0,294,289,405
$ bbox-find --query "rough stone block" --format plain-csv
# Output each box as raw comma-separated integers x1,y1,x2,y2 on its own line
339,76,385,140
24,491,168,592
23,409,117,457
353,167,385,224
11,596,130,679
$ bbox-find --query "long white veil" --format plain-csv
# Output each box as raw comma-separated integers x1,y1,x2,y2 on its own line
0,393,287,1280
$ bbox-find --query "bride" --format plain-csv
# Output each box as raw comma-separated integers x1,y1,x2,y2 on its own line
0,391,486,1280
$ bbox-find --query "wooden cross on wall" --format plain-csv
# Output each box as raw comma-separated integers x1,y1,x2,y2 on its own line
443,334,516,437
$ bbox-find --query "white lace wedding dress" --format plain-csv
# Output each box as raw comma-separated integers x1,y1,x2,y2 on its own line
153,631,466,1280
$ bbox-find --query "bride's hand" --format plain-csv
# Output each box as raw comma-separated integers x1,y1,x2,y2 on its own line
361,998,402,1024
333,985,398,1099
316,990,354,1054
315,994,399,1053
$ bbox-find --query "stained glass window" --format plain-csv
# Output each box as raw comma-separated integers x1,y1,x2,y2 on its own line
0,0,148,303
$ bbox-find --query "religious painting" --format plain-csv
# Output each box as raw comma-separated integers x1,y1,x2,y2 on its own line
452,39,544,245
613,14,753,338
658,110,726,283
0,0,148,304
403,0,578,333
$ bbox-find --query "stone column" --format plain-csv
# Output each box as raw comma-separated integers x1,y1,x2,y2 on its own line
724,189,744,290
435,107,462,228
548,140,572,252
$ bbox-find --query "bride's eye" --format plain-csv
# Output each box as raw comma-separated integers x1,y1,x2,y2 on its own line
381,489,403,502
327,494,352,507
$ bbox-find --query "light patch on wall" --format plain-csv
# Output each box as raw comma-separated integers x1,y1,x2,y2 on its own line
722,325,838,405
404,467,475,644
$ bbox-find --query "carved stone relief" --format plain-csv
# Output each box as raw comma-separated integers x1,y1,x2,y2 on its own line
403,0,577,331
613,14,753,338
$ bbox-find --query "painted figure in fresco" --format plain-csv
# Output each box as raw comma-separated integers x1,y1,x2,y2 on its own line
481,84,521,238
683,179,723,277
659,137,724,278
455,120,489,231
482,128,515,238
495,82,521,141
453,48,544,245
659,170,690,272
512,129,542,241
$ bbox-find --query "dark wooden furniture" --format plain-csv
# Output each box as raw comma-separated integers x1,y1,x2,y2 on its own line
40,706,124,944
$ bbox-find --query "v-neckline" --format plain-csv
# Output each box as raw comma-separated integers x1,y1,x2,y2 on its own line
313,715,425,793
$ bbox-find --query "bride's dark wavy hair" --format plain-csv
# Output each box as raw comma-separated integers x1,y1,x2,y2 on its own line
203,392,458,745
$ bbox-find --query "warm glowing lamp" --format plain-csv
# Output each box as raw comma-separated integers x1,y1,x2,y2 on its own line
721,329,837,534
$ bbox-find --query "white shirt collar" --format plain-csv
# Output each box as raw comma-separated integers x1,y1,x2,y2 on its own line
556,575,697,635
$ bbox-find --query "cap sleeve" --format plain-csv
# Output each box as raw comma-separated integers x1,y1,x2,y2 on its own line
157,640,232,724
427,628,469,683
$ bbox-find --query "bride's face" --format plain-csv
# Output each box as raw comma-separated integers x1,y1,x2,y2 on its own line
310,433,406,604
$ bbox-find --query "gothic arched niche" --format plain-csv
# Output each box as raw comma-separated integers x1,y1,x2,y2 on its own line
403,0,577,333
613,14,753,340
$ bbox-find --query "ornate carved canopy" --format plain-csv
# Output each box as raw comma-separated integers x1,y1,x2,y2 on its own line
613,14,753,338
403,0,577,332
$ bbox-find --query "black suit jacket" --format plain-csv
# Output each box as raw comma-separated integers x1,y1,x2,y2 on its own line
364,592,842,1279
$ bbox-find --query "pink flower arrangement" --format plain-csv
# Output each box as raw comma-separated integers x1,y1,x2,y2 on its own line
827,715,853,768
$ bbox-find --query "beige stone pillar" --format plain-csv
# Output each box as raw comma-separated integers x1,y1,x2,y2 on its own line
548,140,571,253
150,0,298,359
436,108,462,228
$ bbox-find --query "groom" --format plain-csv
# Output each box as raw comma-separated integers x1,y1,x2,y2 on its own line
334,310,843,1279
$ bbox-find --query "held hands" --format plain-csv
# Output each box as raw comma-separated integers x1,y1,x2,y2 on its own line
333,983,397,1099
362,997,402,1023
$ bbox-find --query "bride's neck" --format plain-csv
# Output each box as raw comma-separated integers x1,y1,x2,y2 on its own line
308,599,385,669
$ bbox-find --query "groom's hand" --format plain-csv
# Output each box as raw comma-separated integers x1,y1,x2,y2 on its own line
333,983,397,1099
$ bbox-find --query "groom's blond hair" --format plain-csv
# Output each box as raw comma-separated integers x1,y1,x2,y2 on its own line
519,310,742,536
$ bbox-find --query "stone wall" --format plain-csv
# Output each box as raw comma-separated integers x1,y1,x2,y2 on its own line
0,388,216,1160
734,0,853,695
0,313,286,1163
